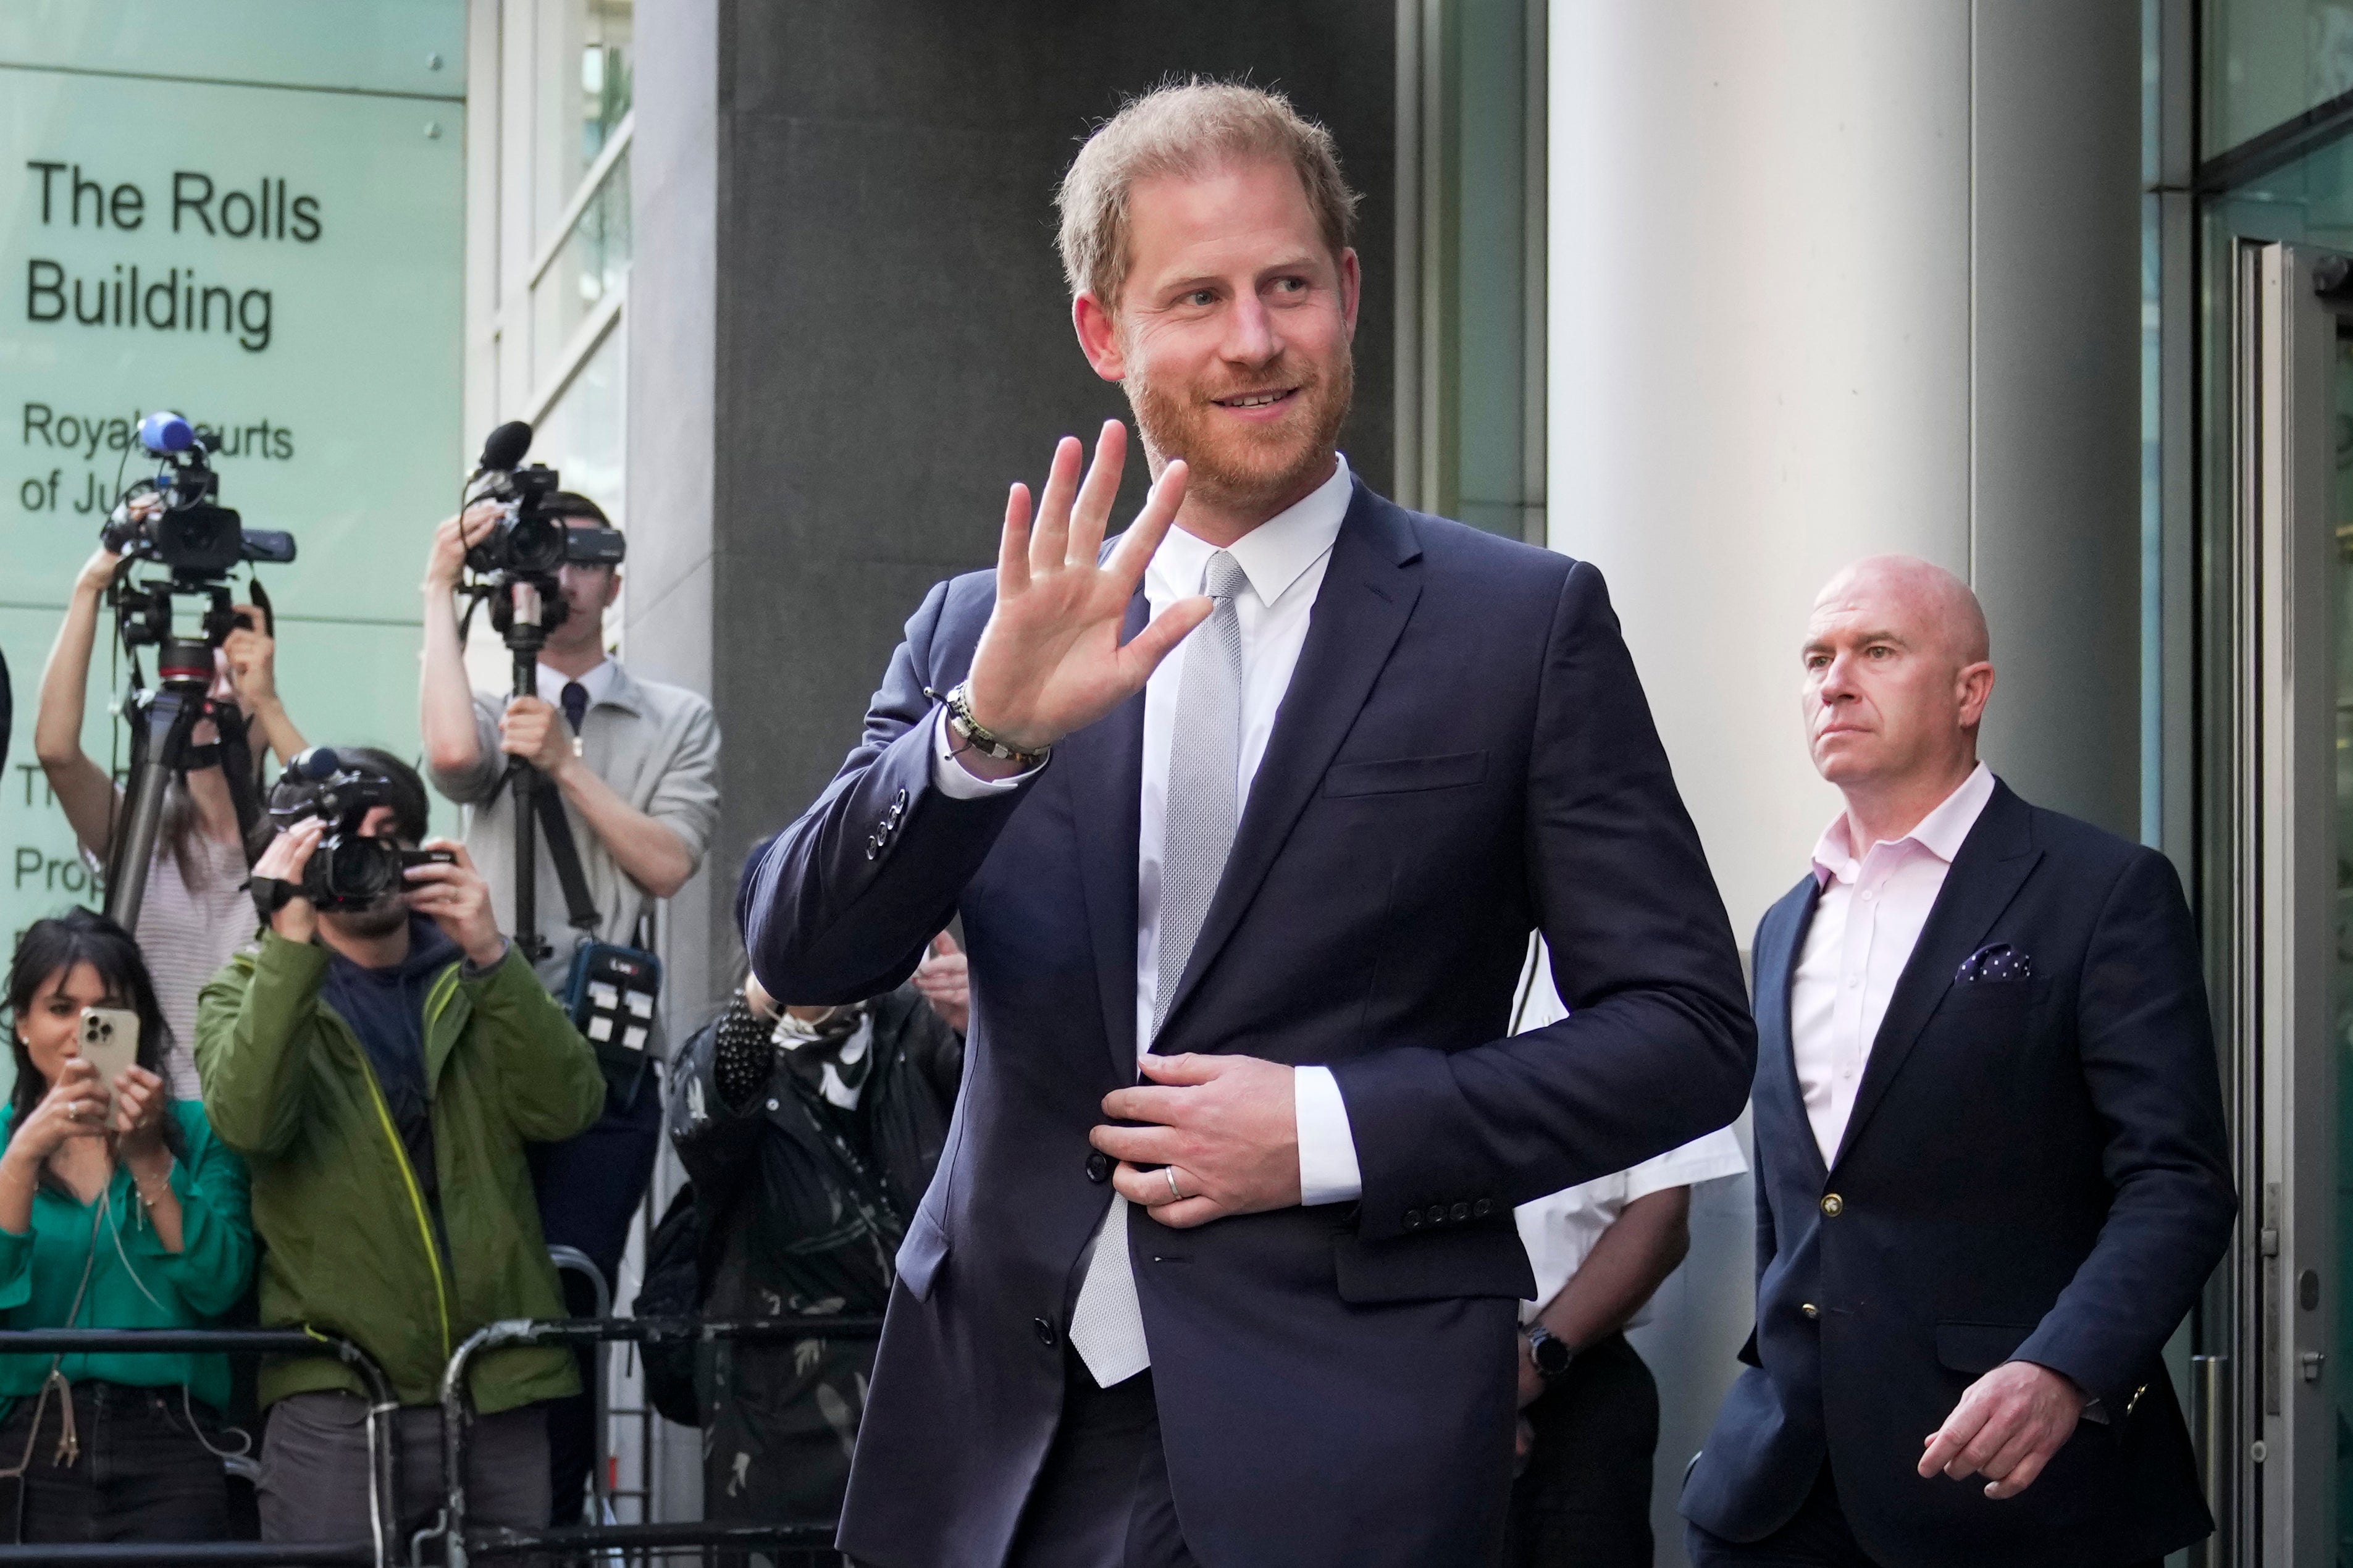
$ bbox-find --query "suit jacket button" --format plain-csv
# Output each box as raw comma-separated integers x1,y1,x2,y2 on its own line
1472,1197,1495,1218
1426,1204,1449,1226
1449,1202,1470,1223
1034,1318,1058,1348
864,836,880,862
1801,1302,1819,1320
895,787,910,808
1819,1193,1844,1218
1403,1209,1423,1230
1085,1151,1112,1184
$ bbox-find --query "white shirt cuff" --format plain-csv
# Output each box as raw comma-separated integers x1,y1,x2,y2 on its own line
929,706,1040,799
1294,1065,1363,1205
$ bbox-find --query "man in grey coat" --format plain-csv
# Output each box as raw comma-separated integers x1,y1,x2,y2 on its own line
418,489,721,1527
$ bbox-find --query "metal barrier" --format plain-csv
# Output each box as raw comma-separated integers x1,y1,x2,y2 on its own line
0,1327,400,1568
437,1314,886,1567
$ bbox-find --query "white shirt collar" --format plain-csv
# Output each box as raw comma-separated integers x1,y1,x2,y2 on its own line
1811,762,1996,886
1147,455,1352,605
536,657,617,710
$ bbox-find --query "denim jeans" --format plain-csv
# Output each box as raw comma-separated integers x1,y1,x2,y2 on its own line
0,1378,233,1543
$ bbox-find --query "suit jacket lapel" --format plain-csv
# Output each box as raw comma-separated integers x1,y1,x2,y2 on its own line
1755,875,1829,1184
1830,781,2041,1170
1062,588,1147,1083
1157,484,1424,1039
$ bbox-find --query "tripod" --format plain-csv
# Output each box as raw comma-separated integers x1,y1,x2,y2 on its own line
103,576,265,934
500,574,556,964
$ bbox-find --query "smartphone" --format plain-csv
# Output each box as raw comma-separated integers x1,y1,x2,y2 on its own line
77,1007,141,1115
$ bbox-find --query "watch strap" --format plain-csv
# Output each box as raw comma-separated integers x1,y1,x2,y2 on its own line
1526,1323,1576,1378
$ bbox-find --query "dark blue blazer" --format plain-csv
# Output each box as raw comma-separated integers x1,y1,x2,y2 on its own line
739,482,1755,1568
1680,781,2235,1567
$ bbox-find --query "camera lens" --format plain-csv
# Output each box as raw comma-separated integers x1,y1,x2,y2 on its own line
326,834,397,901
507,513,567,575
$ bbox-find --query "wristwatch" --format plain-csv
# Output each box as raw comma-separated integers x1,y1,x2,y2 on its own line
1525,1323,1576,1380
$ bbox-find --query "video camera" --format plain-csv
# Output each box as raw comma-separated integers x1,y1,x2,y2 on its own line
102,413,296,581
464,421,626,588
267,748,452,912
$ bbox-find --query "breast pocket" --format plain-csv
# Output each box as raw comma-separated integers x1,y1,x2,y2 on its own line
1322,750,1488,799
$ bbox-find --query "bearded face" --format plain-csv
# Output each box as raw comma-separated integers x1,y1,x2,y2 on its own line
1126,331,1354,520
322,887,410,941
1084,157,1361,526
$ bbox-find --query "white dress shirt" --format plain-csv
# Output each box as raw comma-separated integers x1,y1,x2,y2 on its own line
1789,763,1996,1165
534,656,617,710
1508,938,1748,1325
931,456,1365,1204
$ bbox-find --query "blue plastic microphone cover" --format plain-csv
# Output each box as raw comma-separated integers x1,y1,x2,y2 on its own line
290,747,343,781
138,411,195,455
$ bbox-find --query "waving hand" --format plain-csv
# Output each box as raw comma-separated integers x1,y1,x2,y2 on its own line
961,422,1206,758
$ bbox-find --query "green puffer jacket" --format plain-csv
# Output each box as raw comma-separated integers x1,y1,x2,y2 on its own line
196,931,605,1412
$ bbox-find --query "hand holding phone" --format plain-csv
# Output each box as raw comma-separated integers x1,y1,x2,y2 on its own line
77,1007,140,1117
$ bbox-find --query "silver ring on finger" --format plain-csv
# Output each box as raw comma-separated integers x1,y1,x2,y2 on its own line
1164,1165,1183,1204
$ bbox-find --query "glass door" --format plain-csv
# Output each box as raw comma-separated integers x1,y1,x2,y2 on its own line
2231,239,2353,1567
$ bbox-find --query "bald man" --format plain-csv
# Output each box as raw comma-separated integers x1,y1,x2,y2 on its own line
1679,557,2234,1568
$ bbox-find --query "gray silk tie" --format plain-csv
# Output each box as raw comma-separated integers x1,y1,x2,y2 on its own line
1067,550,1249,1386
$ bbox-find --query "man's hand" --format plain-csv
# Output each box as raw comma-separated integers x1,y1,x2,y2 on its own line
426,502,502,593
960,422,1206,757
913,931,970,1034
253,816,324,945
222,604,280,708
405,839,507,970
1918,1359,2084,1499
1092,1052,1300,1228
500,696,576,778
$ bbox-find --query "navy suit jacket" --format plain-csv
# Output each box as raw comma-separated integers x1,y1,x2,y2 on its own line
1680,781,2235,1567
739,482,1755,1568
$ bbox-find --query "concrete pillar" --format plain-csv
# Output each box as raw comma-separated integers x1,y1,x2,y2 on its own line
1547,4,2141,1558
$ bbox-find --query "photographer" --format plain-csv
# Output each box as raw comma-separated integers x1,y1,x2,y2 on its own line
419,491,718,1524
35,536,307,1097
0,909,254,1543
193,748,603,1546
669,968,962,1527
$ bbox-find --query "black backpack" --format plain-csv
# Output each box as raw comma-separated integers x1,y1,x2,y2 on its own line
631,1181,703,1427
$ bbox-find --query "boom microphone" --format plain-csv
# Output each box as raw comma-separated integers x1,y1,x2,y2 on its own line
476,420,534,476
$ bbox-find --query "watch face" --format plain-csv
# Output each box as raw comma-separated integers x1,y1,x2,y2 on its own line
1533,1335,1572,1375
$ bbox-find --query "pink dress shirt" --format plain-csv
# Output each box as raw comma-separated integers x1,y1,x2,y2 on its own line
1789,763,1996,1165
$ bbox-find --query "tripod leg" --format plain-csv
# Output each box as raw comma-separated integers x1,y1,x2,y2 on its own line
106,689,199,933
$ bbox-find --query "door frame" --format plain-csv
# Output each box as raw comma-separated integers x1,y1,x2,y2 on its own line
2230,237,2353,1567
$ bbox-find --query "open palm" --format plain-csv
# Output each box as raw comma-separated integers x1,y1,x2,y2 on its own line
963,422,1208,753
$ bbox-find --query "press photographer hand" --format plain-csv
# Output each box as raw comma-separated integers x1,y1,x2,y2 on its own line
499,697,576,778
426,502,503,593
403,839,507,970
251,815,325,944
222,603,280,707
958,422,1205,767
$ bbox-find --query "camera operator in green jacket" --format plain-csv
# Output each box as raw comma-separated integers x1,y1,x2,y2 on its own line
194,748,603,1549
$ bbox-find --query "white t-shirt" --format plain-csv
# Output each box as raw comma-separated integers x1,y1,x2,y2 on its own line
127,832,252,1100
1510,937,1750,1326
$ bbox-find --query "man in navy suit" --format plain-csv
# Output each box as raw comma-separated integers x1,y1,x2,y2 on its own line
739,82,1755,1568
1679,556,2236,1567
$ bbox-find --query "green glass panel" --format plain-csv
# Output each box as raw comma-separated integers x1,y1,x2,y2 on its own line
0,37,467,973
2207,0,2353,157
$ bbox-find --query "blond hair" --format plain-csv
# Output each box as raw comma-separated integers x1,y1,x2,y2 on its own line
1055,79,1360,307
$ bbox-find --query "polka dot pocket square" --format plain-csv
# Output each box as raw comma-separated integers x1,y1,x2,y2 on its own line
1955,942,2033,984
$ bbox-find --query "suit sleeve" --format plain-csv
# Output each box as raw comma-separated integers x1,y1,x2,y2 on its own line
2011,848,2237,1410
738,577,1039,1007
1334,561,1758,1240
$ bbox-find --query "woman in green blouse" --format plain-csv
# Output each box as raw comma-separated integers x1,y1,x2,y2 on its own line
0,908,254,1543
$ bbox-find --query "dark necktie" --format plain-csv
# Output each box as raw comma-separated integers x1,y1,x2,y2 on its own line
561,681,589,740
